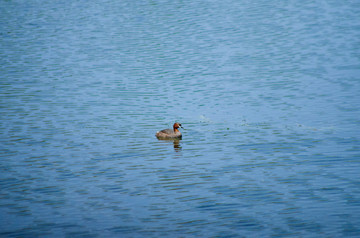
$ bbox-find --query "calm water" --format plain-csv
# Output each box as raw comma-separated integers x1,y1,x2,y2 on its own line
1,0,360,237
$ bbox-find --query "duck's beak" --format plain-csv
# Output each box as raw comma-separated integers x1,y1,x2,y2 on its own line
180,124,184,129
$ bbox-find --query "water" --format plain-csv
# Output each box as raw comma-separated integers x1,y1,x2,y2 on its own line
1,0,360,237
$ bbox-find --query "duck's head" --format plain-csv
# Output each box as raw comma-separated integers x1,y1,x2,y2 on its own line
173,122,184,129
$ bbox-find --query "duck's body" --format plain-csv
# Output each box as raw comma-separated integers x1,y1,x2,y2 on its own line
156,122,183,139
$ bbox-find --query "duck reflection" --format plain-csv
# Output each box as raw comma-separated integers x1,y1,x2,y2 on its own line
172,138,182,152
157,138,182,152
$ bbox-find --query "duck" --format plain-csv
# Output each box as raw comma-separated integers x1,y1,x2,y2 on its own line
155,122,184,139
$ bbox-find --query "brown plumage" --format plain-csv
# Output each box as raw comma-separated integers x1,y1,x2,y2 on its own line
155,122,183,139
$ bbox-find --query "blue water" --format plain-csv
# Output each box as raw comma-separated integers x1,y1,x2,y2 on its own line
1,0,360,237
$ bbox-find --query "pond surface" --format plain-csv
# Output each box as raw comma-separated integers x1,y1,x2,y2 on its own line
1,0,360,237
